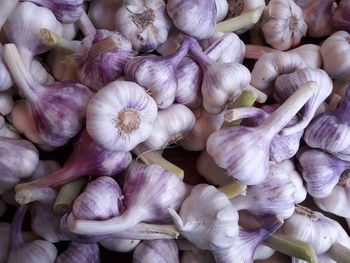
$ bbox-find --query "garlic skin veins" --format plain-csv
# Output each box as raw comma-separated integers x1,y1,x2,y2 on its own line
169,184,239,251
144,103,196,149
261,0,307,51
167,0,217,40
133,240,179,263
4,2,63,69
86,80,158,152
230,162,296,219
320,31,350,81
115,0,171,52
56,242,100,263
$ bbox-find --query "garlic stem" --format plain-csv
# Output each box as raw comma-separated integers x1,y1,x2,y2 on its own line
39,29,76,52
218,180,247,198
224,107,268,124
3,44,39,101
215,6,265,33
245,44,277,60
259,81,318,136
15,186,57,205
326,241,350,263
78,11,96,36
133,144,184,180
222,91,257,127
244,85,268,103
61,55,79,81
0,0,19,29
54,178,86,214
264,233,317,263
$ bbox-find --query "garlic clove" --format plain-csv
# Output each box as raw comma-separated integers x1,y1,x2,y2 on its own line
115,0,171,52
261,0,307,51
133,240,179,263
143,103,196,149
86,80,158,152
56,242,100,263
167,0,217,40
100,238,141,253
169,184,239,251
215,0,228,22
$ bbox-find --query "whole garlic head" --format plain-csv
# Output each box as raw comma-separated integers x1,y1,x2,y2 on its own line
261,0,307,50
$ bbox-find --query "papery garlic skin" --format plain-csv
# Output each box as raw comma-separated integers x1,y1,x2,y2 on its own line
261,0,307,50
86,80,158,152
56,242,100,263
88,0,121,30
320,31,350,81
115,0,171,52
100,238,140,252
4,2,63,68
167,0,217,40
133,240,179,263
144,104,196,149
251,52,307,92
169,184,239,251
215,0,228,22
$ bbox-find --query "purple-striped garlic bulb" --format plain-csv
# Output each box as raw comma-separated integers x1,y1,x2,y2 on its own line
133,240,179,263
76,30,133,91
125,37,190,109
56,243,100,263
88,0,121,30
86,80,158,152
167,0,217,40
207,81,317,185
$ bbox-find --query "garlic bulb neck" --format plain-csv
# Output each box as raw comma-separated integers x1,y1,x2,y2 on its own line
294,205,318,221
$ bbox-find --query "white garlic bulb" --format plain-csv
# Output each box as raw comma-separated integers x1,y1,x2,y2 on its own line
288,44,322,69
261,0,307,50
86,80,158,152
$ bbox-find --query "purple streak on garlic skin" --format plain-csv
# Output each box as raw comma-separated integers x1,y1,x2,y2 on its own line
0,44,13,91
297,149,350,198
24,0,84,23
169,184,239,251
56,242,100,263
70,164,188,235
16,130,132,189
76,30,134,91
0,137,39,194
167,0,217,40
212,219,283,263
230,162,296,219
125,37,190,109
3,44,93,147
274,68,333,135
304,86,350,154
133,240,179,263
332,0,350,32
3,2,63,69
207,81,317,185
188,36,251,114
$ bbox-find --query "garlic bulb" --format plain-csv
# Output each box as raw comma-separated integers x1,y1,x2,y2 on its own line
56,242,100,263
15,130,132,190
26,160,60,182
181,250,216,263
4,44,93,147
86,80,158,152
188,36,251,114
304,86,350,154
297,148,350,198
181,108,224,152
70,164,188,235
207,81,317,185
332,0,350,32
288,44,322,69
0,44,13,92
0,115,19,139
144,104,196,149
251,51,307,92
8,206,57,263
115,0,171,52
3,2,63,69
125,38,190,109
167,0,217,40
24,0,84,23
155,30,182,56
274,68,333,135
0,137,39,194
215,0,228,22
88,0,121,30
133,240,179,263
230,162,296,219
294,0,335,38
169,184,239,251
261,0,307,50
76,30,134,91
320,31,350,81
100,238,141,253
